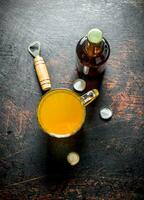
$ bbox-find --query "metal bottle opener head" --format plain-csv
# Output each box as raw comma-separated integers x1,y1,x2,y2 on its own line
28,41,41,58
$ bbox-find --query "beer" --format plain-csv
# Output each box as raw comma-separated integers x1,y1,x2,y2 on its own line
76,28,110,77
37,89,99,138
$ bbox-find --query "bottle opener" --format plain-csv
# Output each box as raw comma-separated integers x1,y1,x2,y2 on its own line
28,41,51,91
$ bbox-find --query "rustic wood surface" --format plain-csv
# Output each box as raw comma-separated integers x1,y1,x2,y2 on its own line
0,0,144,199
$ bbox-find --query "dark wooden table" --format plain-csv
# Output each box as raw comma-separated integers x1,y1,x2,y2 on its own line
0,0,144,199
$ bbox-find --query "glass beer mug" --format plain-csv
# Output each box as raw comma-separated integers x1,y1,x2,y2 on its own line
37,88,99,138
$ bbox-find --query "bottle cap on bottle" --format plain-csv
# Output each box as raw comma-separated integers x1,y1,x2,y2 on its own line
87,28,103,44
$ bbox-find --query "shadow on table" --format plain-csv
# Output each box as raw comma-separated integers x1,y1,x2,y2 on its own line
42,128,86,182
78,71,104,92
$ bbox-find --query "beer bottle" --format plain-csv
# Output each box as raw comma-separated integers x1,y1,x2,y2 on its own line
76,28,110,77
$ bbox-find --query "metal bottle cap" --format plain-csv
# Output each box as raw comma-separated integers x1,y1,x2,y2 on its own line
87,28,103,44
73,79,86,92
100,107,113,120
67,152,80,166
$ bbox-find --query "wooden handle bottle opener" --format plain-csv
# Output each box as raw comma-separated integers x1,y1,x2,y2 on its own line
28,41,51,91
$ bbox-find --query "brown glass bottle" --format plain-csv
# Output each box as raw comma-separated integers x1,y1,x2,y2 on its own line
76,28,110,77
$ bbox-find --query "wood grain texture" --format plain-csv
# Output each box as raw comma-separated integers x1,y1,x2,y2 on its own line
0,0,144,199
34,56,51,91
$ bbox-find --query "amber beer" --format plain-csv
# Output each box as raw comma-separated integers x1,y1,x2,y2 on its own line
76,28,110,77
37,89,99,138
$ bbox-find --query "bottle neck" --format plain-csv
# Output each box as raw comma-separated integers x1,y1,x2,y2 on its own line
84,39,104,57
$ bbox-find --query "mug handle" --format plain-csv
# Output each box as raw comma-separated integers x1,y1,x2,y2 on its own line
81,89,99,106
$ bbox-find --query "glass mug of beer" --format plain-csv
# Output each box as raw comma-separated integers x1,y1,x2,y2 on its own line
37,88,99,138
